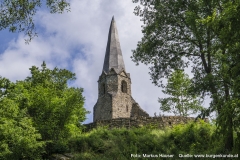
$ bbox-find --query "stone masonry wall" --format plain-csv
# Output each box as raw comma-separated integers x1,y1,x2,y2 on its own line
94,70,150,122
84,116,208,132
131,102,149,117
112,92,133,119
93,93,112,121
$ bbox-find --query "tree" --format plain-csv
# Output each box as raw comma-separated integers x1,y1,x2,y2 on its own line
22,62,88,154
159,70,202,116
131,0,239,151
0,77,45,159
0,0,70,43
0,62,89,157
204,0,240,151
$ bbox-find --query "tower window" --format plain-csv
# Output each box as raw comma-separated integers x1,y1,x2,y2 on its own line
102,83,105,94
121,80,127,93
126,105,128,112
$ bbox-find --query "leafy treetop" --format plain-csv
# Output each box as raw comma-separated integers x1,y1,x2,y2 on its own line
0,0,70,43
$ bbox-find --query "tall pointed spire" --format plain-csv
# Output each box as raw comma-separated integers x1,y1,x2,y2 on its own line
103,16,125,73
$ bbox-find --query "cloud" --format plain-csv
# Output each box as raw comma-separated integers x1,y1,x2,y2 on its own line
0,0,164,123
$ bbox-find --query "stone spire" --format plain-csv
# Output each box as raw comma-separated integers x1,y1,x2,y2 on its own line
103,16,125,73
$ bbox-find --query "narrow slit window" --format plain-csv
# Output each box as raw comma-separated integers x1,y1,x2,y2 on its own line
103,83,105,94
121,80,127,93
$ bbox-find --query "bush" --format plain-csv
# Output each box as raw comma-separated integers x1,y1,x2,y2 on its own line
68,120,231,160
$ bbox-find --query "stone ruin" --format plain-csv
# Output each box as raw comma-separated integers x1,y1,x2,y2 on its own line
86,17,206,131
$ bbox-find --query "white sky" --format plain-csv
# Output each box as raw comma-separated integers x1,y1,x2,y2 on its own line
0,0,166,123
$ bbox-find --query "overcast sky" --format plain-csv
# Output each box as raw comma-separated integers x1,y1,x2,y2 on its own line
0,0,167,123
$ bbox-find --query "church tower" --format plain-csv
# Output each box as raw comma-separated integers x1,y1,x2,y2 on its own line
93,17,149,122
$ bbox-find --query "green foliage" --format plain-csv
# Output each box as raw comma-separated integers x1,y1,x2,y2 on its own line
23,62,87,154
0,62,88,158
70,127,160,159
200,0,240,151
0,0,70,43
131,0,217,87
166,120,220,154
159,70,203,116
132,0,240,151
0,81,45,159
205,1,240,146
69,121,236,160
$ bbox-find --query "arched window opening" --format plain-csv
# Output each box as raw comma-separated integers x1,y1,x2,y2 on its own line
102,83,105,94
121,80,127,93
